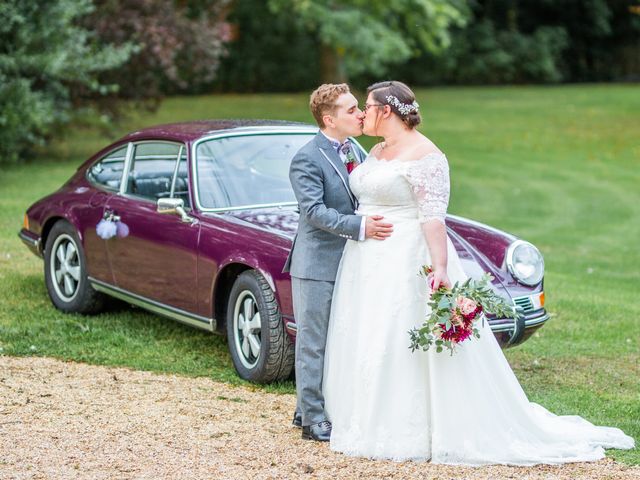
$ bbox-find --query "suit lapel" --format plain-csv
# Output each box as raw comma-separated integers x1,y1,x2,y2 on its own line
353,143,365,164
315,133,356,207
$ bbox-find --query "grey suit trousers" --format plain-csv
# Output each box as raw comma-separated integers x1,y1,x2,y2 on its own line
291,276,335,426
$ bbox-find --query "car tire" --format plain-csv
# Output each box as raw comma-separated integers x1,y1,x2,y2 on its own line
44,220,105,314
226,270,294,383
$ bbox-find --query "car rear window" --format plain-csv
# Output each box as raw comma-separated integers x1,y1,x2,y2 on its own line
87,146,127,191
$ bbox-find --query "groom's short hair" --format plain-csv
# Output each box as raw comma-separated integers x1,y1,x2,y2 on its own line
309,83,350,128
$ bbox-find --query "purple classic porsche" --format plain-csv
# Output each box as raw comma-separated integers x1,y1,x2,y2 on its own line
19,120,548,383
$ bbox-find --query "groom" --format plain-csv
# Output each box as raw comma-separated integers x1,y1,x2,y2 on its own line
283,83,393,441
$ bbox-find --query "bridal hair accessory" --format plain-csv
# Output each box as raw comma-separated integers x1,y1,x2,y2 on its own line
96,211,129,240
408,265,516,355
385,95,419,116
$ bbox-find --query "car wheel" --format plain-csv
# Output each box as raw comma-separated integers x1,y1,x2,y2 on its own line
226,270,294,383
44,220,105,314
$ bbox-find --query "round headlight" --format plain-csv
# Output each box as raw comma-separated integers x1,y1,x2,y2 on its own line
506,240,544,286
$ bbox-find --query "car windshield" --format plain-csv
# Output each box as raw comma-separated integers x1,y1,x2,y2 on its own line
195,133,314,209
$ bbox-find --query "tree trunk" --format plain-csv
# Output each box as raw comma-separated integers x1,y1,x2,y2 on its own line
506,0,518,32
320,44,347,84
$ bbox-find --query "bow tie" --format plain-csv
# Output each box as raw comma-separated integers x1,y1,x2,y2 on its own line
332,139,357,163
332,139,359,173
336,139,352,155
329,138,351,154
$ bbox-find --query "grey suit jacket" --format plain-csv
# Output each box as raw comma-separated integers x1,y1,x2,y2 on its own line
283,132,364,281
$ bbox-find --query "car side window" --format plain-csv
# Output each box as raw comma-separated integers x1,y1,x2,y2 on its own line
126,142,189,206
87,146,127,191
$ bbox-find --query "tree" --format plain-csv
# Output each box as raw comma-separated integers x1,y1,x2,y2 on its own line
517,0,639,82
267,0,469,83
215,0,322,92
0,0,132,164
84,0,230,101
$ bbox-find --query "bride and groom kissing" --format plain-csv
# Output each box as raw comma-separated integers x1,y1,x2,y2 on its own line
283,81,634,464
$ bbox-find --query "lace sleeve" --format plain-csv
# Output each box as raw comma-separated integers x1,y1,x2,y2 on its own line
404,153,450,224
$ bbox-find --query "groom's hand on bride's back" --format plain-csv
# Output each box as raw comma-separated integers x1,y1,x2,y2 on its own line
365,215,393,240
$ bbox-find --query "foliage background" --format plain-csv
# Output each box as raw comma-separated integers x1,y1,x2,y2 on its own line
0,0,229,166
0,0,132,164
2,0,639,165
220,0,640,91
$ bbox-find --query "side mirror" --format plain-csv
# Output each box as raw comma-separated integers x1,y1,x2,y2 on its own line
157,198,195,223
157,197,183,214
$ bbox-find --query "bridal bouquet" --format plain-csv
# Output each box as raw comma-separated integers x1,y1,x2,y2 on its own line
409,266,515,355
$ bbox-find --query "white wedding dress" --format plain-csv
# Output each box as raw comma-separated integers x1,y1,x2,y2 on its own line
322,152,634,465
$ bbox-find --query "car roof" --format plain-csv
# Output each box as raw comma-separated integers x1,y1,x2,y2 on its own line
120,120,318,143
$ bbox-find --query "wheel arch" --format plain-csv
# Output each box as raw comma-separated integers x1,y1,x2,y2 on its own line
41,216,68,254
40,210,84,253
212,253,280,332
212,262,252,333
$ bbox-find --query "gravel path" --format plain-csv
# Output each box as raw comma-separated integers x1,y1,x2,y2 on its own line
0,356,637,480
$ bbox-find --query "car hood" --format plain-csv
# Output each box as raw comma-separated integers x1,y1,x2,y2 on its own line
229,208,517,299
446,230,512,298
228,207,299,239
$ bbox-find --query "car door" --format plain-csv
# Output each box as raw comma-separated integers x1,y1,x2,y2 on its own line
104,141,200,314
83,144,130,284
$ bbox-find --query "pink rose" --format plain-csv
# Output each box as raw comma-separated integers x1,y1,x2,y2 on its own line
456,296,478,316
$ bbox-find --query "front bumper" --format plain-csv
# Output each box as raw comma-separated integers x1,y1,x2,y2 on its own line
285,293,550,349
286,308,550,348
18,229,42,258
488,307,549,347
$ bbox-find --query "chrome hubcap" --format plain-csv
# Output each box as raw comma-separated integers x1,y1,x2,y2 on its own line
50,234,81,302
233,291,261,369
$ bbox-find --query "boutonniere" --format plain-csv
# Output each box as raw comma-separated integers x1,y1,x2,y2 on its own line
345,150,359,174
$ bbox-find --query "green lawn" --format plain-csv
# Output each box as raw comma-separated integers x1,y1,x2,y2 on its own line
1,85,638,464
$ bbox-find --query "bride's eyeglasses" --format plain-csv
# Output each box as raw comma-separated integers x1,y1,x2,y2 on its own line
363,103,384,112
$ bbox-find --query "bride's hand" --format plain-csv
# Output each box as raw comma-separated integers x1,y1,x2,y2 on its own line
429,269,452,292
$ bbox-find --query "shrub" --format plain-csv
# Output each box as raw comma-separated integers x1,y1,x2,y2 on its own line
85,0,230,100
0,0,132,164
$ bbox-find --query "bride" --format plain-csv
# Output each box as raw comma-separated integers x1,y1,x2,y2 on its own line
322,80,634,465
